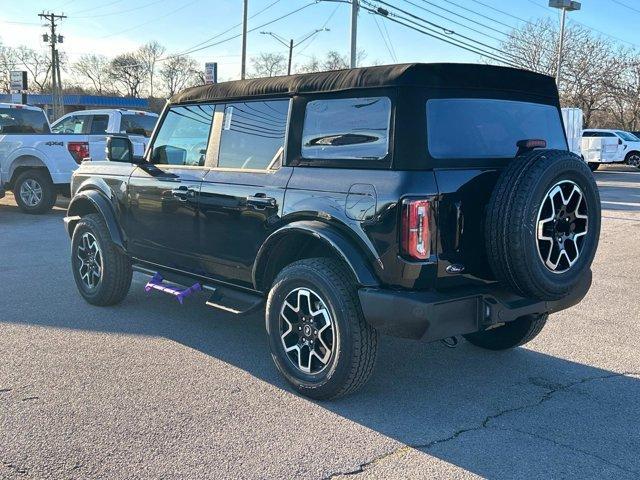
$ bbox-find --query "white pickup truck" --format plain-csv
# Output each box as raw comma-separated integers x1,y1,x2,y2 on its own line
581,128,640,171
0,104,157,213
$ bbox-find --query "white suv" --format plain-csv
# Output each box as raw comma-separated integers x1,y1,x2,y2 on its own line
582,129,640,170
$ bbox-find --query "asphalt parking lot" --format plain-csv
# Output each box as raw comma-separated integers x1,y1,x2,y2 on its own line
1,165,639,479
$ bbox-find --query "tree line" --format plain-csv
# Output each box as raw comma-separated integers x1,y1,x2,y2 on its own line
0,40,203,99
502,18,640,130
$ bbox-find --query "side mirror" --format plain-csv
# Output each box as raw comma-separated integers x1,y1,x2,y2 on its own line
106,135,140,163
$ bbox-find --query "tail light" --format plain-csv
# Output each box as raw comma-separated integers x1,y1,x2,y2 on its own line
67,142,90,164
401,199,431,261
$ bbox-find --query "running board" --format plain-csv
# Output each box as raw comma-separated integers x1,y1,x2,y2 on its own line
205,288,265,316
144,272,202,304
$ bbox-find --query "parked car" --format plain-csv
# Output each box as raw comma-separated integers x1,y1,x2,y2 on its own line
0,106,158,214
581,128,640,170
65,64,601,399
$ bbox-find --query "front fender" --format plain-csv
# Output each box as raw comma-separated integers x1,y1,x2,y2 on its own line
253,220,379,290
66,189,125,251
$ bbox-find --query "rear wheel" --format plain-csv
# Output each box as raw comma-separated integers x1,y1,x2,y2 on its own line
463,314,548,350
71,214,132,306
626,152,640,169
13,169,56,214
266,258,378,400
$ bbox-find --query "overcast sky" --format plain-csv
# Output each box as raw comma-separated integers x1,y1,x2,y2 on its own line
1,0,639,80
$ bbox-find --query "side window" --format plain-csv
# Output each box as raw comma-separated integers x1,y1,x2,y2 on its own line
582,131,596,137
52,115,88,134
301,97,391,161
217,100,289,170
121,114,157,137
89,115,109,134
603,132,616,137
151,104,215,166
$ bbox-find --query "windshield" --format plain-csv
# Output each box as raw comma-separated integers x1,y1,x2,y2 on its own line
121,114,157,137
427,99,567,159
0,108,50,134
616,131,639,142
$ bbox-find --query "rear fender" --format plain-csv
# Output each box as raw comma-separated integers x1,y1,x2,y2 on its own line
253,220,379,291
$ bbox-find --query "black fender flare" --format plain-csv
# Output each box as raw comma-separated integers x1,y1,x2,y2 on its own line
65,190,125,251
252,220,379,291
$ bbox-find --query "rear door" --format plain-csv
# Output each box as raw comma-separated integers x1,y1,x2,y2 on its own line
198,99,292,287
125,104,216,273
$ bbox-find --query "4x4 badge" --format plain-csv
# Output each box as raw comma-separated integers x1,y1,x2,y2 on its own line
45,141,63,146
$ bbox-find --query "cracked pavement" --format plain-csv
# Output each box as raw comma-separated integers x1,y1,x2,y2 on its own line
1,165,640,479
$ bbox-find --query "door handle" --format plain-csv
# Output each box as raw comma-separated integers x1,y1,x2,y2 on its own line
171,186,195,201
246,194,276,209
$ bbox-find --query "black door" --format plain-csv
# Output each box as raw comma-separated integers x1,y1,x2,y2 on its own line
125,104,216,273
198,99,292,288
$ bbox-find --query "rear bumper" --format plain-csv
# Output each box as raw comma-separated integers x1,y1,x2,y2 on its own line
358,271,592,341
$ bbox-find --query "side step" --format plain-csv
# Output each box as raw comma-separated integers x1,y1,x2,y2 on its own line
206,288,265,316
144,272,202,304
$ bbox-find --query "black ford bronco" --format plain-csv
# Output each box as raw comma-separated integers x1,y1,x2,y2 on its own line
65,64,600,399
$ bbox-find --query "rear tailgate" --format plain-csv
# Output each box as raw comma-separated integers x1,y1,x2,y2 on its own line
429,98,568,288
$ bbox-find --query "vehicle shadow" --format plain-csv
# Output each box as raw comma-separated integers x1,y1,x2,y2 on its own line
2,273,639,478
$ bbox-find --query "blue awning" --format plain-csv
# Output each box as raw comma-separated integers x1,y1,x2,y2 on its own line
0,94,148,108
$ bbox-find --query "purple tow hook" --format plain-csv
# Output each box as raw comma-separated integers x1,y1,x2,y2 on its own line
144,273,202,304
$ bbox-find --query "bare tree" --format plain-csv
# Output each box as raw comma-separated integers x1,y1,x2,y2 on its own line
0,43,18,93
159,55,199,96
502,18,620,128
298,50,369,73
109,53,146,97
248,52,287,78
13,46,52,92
137,41,166,97
71,54,110,94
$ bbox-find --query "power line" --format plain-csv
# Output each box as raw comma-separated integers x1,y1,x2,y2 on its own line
360,2,521,68
371,13,397,62
400,0,510,42
174,0,283,57
611,0,640,14
297,3,341,55
71,0,167,19
373,0,524,66
68,0,126,16
100,0,200,39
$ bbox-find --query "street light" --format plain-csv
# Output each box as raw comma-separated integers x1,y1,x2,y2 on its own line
260,28,330,76
549,0,581,89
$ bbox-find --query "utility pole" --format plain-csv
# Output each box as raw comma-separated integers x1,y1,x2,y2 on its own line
350,0,359,68
38,11,66,120
549,1,581,90
241,0,248,80
261,29,329,76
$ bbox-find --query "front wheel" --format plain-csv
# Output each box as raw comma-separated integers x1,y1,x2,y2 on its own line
71,214,132,306
463,314,548,350
13,169,57,214
266,258,378,400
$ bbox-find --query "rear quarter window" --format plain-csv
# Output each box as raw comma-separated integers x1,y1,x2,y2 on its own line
301,97,391,161
0,108,50,134
426,98,567,159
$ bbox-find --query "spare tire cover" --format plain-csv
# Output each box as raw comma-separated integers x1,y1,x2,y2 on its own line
485,149,601,301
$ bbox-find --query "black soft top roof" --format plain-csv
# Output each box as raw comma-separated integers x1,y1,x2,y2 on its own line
170,63,557,104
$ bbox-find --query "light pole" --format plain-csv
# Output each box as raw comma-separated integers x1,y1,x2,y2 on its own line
260,29,329,76
549,0,581,90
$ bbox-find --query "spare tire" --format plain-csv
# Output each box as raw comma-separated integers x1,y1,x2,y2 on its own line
485,149,601,301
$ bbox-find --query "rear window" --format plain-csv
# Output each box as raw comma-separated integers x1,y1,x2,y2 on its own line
302,97,391,161
121,114,157,137
0,108,50,134
426,99,567,159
